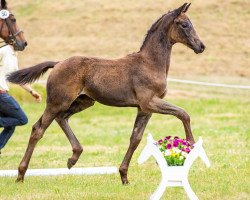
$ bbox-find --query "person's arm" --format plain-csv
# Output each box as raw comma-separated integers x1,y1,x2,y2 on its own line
20,84,42,102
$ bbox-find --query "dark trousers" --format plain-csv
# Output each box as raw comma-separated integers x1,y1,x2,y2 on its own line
0,93,28,150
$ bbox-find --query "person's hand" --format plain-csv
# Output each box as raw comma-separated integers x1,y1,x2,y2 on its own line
30,90,42,102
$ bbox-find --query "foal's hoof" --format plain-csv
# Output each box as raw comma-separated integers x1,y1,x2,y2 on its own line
187,138,195,145
15,177,24,183
122,180,130,185
190,140,195,145
67,158,76,169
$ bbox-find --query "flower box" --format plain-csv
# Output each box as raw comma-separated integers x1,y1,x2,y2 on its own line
156,136,193,166
138,134,210,200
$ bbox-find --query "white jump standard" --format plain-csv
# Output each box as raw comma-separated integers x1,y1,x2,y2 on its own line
138,134,211,200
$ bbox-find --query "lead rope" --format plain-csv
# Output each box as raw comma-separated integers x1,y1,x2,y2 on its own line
0,41,8,48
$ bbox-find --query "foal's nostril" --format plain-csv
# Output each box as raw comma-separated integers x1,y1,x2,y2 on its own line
24,42,28,46
200,43,205,51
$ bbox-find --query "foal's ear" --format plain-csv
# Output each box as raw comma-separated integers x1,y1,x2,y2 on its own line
173,3,190,18
183,3,191,13
1,0,7,9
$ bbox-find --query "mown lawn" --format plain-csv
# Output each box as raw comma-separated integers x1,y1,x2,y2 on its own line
0,83,249,200
1,0,249,199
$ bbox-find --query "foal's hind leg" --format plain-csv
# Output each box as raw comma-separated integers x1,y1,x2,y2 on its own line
119,109,151,184
56,95,95,169
16,107,58,182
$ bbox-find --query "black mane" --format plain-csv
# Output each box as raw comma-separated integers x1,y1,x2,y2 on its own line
140,11,174,51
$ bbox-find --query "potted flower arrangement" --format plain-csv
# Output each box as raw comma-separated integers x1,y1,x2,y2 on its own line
138,133,210,200
155,136,194,166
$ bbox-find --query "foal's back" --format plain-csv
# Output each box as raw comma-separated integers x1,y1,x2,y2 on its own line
46,53,146,108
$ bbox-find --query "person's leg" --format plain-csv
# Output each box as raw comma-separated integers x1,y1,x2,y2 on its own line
0,126,15,149
0,94,28,127
0,94,28,150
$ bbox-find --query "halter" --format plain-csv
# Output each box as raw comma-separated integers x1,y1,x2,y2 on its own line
0,10,24,49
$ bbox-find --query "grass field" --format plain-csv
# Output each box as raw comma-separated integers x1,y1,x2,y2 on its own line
0,0,250,199
0,83,249,200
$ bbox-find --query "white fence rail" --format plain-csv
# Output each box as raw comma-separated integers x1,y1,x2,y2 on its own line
36,78,250,90
0,167,118,177
168,78,250,89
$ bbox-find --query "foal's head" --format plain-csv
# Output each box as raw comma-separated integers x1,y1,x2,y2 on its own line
169,3,205,54
0,0,27,51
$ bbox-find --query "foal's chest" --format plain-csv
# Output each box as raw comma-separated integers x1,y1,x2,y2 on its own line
145,73,167,97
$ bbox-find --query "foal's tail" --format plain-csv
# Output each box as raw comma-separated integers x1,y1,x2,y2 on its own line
7,61,59,85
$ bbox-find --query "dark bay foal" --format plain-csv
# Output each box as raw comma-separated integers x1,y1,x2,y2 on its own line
7,3,205,184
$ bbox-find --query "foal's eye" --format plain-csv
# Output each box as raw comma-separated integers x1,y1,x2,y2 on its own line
181,22,189,29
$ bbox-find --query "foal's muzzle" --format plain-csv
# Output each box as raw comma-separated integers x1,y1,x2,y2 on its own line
193,42,205,54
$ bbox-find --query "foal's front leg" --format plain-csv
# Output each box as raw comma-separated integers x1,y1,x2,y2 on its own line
145,97,195,143
119,109,152,184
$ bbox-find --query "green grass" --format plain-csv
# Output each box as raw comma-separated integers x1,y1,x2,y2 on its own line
1,0,250,198
0,84,249,200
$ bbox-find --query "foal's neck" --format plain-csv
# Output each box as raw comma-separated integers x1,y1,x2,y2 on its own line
140,16,174,76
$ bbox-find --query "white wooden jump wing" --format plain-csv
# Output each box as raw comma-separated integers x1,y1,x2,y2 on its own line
138,133,210,200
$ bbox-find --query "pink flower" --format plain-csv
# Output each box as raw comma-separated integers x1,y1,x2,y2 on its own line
165,136,171,140
158,139,163,144
173,141,179,147
166,144,172,149
185,148,191,153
